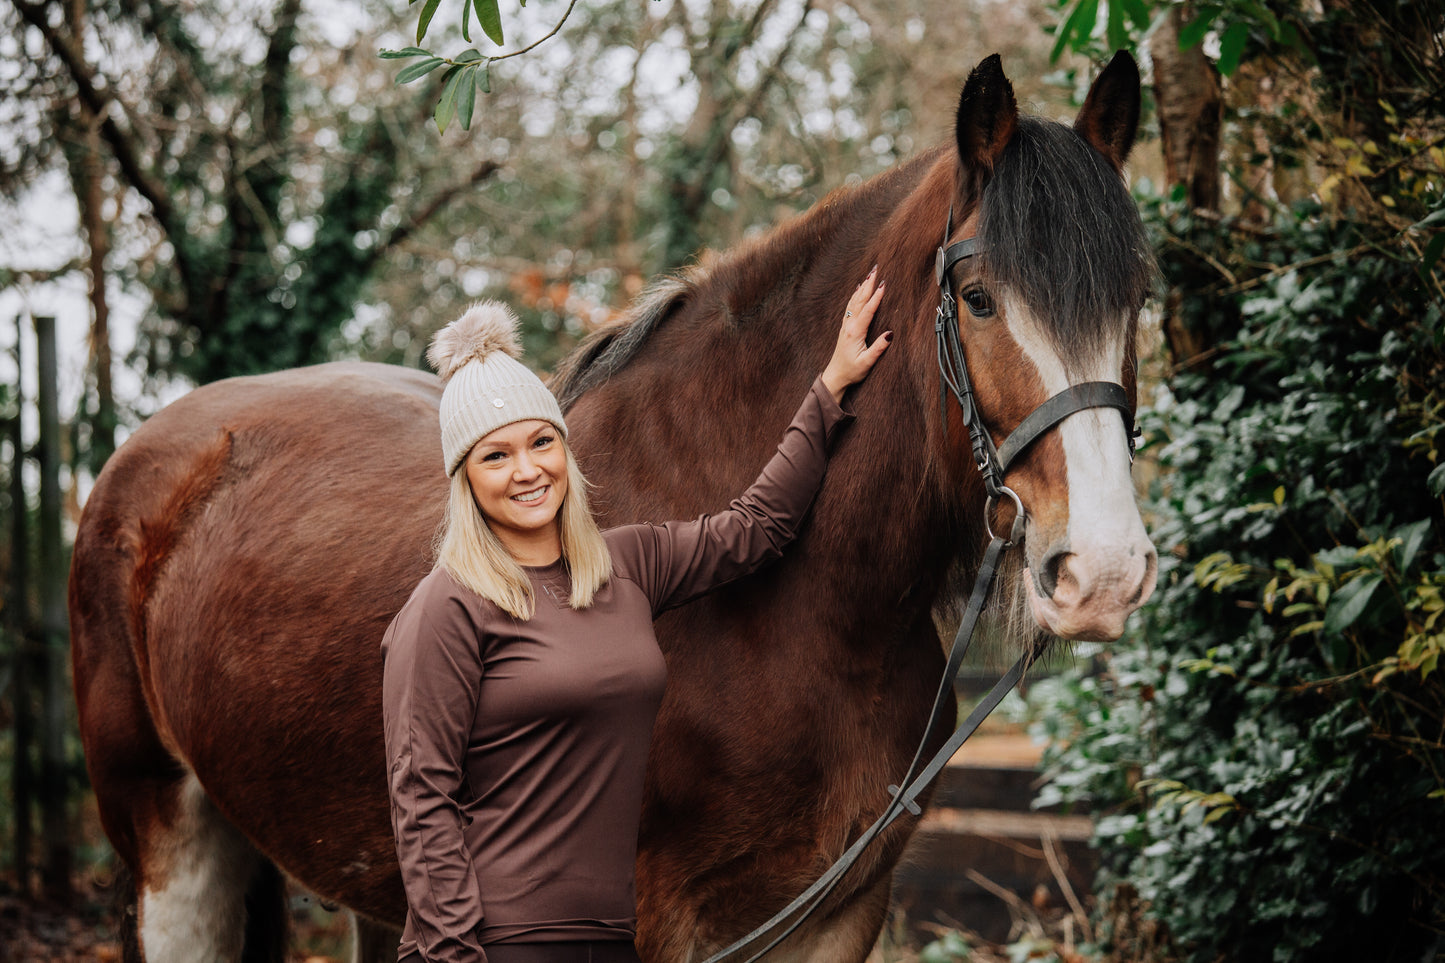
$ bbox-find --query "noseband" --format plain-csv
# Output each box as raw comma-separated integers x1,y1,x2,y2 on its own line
704,216,1143,963
934,210,1137,533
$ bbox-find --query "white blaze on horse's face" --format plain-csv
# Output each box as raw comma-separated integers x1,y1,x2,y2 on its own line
1002,301,1158,642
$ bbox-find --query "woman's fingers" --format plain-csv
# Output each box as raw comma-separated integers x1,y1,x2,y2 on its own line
820,269,891,401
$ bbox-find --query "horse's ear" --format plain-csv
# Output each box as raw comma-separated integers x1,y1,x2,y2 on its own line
955,54,1018,174
1073,51,1141,170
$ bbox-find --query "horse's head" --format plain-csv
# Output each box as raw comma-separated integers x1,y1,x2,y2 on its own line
934,52,1157,642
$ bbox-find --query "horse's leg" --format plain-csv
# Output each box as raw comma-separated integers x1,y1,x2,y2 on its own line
77,621,284,960
349,912,402,963
128,772,286,962
769,872,894,963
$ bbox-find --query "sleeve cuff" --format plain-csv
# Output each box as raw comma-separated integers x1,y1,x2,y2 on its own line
809,375,855,443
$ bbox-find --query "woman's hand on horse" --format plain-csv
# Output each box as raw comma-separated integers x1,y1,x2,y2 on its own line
821,268,890,403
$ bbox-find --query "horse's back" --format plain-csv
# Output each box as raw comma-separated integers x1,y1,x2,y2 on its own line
71,361,441,917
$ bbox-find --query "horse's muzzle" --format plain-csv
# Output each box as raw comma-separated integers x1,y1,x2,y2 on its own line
1026,538,1158,641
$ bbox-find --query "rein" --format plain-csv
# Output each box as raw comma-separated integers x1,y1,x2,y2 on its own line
701,217,1138,963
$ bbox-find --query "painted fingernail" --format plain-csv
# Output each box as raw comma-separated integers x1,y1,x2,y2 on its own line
869,264,878,276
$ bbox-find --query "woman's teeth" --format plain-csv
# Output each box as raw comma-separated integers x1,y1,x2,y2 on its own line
513,487,547,503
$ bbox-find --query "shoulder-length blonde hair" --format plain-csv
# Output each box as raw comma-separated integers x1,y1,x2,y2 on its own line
435,440,611,620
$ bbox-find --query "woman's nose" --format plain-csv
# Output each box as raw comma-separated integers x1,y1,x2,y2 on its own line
512,452,540,480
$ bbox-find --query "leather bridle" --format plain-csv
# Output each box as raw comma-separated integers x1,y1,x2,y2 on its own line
934,210,1138,527
702,215,1140,963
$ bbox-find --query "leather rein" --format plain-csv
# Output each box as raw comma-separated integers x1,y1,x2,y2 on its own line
702,214,1138,963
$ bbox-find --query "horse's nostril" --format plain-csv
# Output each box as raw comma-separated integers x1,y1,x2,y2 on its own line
1037,547,1071,600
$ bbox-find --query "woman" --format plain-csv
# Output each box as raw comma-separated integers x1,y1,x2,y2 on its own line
382,271,889,963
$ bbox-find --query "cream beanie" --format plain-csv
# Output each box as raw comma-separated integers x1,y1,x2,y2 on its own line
428,302,567,476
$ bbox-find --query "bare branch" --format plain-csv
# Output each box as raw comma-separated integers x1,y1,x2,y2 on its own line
376,160,502,260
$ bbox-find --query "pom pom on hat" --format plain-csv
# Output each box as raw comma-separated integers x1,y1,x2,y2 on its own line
428,301,523,384
429,301,568,476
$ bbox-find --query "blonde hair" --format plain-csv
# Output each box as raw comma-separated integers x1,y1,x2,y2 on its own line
435,441,612,620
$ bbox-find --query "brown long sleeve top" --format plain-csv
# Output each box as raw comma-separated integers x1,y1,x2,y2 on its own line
380,378,852,962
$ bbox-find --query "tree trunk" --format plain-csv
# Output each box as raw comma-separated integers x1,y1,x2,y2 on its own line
1149,5,1224,369
69,116,115,469
1149,5,1222,212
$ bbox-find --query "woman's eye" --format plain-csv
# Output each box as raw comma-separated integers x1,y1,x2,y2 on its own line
482,450,505,463
962,286,995,319
534,435,555,448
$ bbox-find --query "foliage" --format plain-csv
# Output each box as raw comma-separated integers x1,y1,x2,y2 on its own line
383,0,586,133
1045,0,1308,75
1033,15,1445,955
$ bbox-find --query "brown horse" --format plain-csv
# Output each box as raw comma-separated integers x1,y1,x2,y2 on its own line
69,53,1155,963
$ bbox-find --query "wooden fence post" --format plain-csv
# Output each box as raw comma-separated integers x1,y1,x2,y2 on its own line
33,315,72,904
7,315,35,895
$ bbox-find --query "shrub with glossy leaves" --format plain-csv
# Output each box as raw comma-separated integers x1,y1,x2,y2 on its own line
1035,194,1445,961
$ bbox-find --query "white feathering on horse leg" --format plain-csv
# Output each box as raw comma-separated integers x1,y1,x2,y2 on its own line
138,773,263,963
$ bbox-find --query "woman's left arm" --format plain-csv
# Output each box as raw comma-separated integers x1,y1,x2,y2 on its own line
613,270,889,613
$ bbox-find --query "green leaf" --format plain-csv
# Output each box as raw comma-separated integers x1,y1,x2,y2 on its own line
1050,0,1098,63
434,65,465,133
477,59,491,93
1413,207,1445,230
1429,461,1445,497
474,0,504,46
1239,0,1280,39
1396,519,1433,572
1178,7,1219,50
1324,573,1384,636
395,56,445,84
379,46,433,59
1421,232,1445,281
458,62,478,130
1117,0,1150,29
462,0,472,42
455,48,485,63
1106,1,1127,54
1216,21,1249,76
416,0,442,44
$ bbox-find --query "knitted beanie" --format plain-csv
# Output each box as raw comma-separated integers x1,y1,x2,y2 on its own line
428,302,567,477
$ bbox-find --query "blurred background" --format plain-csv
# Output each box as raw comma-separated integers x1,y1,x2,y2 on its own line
1,0,1443,960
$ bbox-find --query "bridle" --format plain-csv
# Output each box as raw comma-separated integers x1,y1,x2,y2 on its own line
934,209,1138,530
702,213,1140,963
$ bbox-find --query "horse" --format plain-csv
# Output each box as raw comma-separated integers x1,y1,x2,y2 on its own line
68,52,1156,963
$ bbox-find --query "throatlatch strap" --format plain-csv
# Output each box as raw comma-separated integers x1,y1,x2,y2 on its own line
996,381,1134,474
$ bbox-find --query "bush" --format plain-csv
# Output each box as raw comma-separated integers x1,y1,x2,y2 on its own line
1034,195,1445,962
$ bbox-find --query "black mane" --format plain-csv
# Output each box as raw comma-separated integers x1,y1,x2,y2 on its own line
977,116,1154,362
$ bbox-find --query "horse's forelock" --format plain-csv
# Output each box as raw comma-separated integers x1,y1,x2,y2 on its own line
976,117,1155,366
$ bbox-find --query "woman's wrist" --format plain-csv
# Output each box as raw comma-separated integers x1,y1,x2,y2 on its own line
819,367,848,404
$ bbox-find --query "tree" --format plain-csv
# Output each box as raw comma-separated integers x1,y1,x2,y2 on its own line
8,0,497,390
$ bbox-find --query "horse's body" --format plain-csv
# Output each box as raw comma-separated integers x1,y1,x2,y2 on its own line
70,55,1156,962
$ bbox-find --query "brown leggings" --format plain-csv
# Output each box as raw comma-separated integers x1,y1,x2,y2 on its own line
400,941,641,963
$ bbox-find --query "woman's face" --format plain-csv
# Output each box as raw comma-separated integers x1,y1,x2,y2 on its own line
463,419,569,553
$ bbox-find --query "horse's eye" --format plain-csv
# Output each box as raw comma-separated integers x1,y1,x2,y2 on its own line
962,286,995,319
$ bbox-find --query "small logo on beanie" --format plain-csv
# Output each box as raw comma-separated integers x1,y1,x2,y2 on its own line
493,398,505,408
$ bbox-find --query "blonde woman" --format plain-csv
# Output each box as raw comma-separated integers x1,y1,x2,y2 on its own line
381,271,888,963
